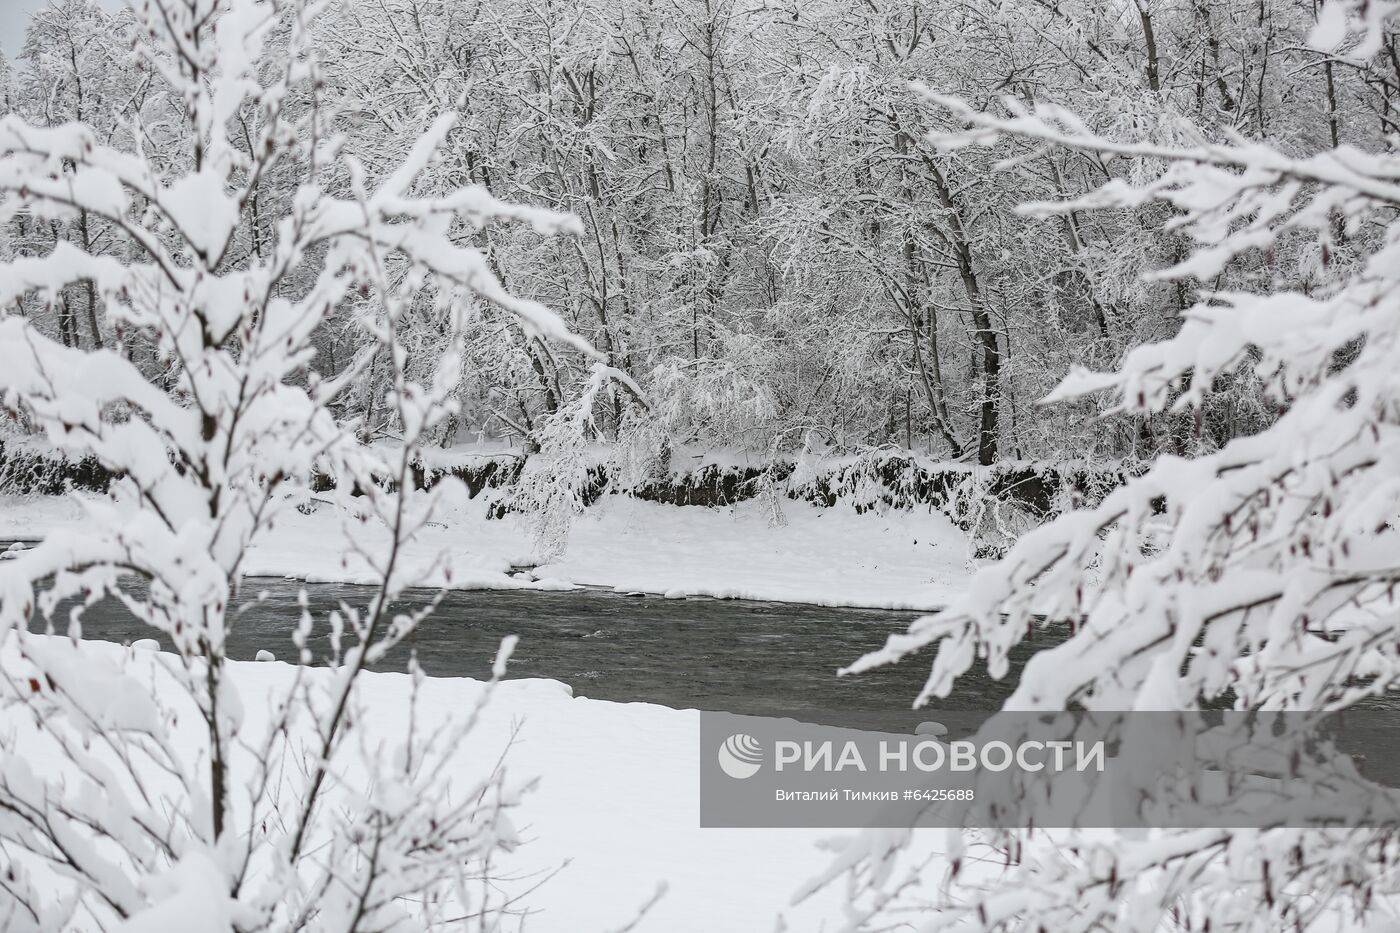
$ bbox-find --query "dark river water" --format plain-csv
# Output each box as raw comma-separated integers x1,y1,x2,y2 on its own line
18,548,1400,798
12,539,1400,721
18,568,1035,713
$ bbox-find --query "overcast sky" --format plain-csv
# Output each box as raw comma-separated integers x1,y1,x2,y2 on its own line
2,0,121,60
2,0,47,59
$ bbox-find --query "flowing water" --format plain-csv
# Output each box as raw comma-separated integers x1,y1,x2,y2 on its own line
12,552,1039,713
13,541,1400,717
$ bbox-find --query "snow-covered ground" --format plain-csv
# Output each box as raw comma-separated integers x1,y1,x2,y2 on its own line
1,489,964,927
0,490,972,610
1,634,946,932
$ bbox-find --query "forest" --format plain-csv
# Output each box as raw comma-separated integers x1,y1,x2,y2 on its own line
6,0,1381,474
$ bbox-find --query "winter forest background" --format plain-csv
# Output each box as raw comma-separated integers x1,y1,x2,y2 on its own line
7,0,1370,472
4,0,1400,930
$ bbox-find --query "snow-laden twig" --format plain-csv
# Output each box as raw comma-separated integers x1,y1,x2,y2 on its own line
820,5,1400,930
0,0,591,927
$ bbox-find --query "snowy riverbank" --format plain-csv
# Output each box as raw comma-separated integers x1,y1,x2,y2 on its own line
0,490,966,927
0,490,973,610
1,634,948,932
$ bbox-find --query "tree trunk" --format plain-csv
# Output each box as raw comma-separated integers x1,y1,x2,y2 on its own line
923,156,1000,464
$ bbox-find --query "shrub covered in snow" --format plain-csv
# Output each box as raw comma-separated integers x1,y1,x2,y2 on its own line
817,3,1400,930
0,0,595,927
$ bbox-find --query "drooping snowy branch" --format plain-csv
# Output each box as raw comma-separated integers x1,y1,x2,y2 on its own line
850,73,1400,715
0,0,594,927
821,4,1400,930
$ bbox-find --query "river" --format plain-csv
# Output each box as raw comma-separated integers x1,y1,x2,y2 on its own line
19,573,1036,713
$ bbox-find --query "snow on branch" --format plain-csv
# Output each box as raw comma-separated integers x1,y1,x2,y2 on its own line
823,5,1400,929
0,0,596,927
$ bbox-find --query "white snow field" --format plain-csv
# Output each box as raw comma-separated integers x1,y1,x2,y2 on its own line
0,489,963,928
0,634,944,932
0,489,972,610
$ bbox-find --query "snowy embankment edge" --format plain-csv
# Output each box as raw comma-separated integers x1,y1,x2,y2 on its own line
1,492,974,612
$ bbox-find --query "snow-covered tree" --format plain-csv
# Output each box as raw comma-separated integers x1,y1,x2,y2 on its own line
810,4,1400,930
0,0,1346,473
7,0,145,354
0,0,594,927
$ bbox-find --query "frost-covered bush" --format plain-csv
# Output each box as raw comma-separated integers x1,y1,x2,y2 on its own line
647,350,780,450
502,363,641,560
0,439,111,498
816,4,1400,930
0,0,591,927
